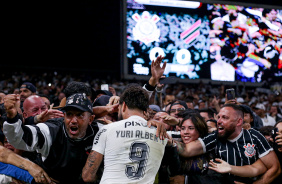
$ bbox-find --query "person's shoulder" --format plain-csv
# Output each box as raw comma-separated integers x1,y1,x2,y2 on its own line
267,114,276,121
99,119,125,131
200,131,217,141
246,128,257,133
204,130,218,137
248,128,265,138
44,117,64,127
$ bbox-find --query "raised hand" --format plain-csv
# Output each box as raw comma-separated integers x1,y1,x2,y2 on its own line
4,94,20,118
149,55,166,86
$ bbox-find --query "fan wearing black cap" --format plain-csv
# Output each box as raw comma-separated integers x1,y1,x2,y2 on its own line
19,82,36,107
3,93,99,184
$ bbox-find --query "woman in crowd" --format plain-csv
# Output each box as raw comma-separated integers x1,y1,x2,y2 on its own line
169,112,221,184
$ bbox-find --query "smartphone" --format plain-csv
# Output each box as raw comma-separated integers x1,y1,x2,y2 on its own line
101,84,109,91
159,76,177,84
272,127,282,148
226,88,235,100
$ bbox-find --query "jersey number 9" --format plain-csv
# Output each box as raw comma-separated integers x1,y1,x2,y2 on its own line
125,142,150,180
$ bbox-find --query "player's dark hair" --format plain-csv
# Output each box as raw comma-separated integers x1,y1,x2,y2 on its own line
120,85,149,112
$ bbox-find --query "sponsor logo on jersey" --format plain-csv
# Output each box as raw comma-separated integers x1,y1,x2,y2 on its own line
93,129,107,145
243,143,256,157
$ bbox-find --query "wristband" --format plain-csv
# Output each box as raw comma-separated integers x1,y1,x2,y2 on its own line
7,113,20,124
155,88,163,93
144,81,156,91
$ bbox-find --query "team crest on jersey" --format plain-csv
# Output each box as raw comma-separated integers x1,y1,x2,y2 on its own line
243,143,256,157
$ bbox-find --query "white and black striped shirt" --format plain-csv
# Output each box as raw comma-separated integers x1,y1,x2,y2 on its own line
199,128,273,183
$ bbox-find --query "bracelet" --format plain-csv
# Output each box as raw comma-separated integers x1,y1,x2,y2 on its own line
155,88,163,93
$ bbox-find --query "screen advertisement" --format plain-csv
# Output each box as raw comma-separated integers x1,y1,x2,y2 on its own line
124,0,282,83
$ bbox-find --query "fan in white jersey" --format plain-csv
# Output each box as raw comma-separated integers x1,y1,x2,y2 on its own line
82,85,167,183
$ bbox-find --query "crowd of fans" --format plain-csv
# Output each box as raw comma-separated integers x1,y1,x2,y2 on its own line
0,62,282,184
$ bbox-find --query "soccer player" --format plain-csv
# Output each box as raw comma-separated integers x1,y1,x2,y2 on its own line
82,85,167,183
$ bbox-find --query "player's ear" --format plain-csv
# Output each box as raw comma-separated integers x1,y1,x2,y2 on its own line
121,102,127,112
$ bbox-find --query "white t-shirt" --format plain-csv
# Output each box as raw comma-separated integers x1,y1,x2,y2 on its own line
261,114,276,127
92,115,167,184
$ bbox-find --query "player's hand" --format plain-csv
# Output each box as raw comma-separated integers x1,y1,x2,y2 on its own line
147,119,166,140
108,96,120,106
160,115,179,126
106,103,119,114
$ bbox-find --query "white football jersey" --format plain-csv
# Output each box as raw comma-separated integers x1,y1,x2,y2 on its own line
92,115,167,184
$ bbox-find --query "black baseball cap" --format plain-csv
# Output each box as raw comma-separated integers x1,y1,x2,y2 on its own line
240,104,254,117
93,95,111,107
20,82,36,93
61,93,93,114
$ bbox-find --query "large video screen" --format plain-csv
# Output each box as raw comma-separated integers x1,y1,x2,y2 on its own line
123,0,282,83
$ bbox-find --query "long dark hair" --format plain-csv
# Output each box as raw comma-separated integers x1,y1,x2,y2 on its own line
180,113,208,138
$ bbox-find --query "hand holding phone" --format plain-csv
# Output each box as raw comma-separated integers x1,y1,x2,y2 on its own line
226,88,235,100
272,127,282,149
101,84,109,91
159,76,177,84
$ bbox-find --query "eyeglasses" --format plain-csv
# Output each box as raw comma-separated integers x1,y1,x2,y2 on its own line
170,108,185,113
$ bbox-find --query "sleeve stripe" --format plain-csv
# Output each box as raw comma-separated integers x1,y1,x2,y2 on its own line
36,123,53,157
198,138,206,153
259,149,273,158
205,139,216,147
21,125,34,147
34,126,45,149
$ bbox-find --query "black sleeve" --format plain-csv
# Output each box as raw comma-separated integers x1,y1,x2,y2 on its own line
24,116,36,125
199,131,217,153
144,81,156,91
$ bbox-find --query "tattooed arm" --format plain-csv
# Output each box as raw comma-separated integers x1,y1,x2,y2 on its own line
82,150,104,182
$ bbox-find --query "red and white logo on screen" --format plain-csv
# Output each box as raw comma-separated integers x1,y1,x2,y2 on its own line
132,11,160,45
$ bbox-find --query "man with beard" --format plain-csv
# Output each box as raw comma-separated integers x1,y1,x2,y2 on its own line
19,82,37,109
172,104,280,183
82,85,168,183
